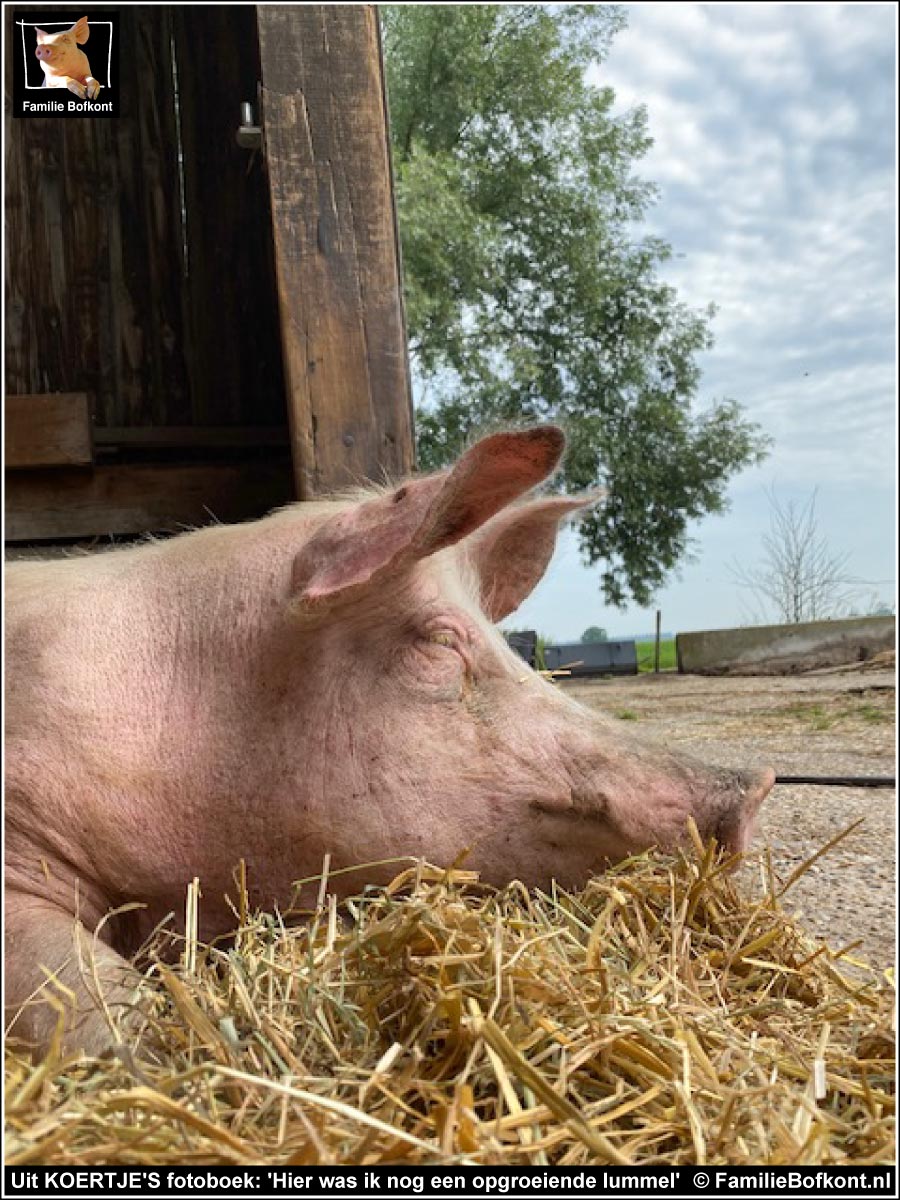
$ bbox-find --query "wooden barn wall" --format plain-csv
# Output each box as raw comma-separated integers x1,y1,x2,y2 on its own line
4,5,286,433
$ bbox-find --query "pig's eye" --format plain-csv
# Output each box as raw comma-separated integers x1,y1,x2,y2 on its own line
417,630,464,662
402,614,477,695
407,628,469,692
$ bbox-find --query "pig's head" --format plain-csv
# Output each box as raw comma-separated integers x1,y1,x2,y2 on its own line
34,17,89,69
265,427,773,892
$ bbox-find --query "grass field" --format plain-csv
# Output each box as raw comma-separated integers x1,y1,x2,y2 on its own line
636,637,677,672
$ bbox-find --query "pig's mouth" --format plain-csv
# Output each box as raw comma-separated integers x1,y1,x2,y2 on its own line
529,790,612,826
715,766,775,857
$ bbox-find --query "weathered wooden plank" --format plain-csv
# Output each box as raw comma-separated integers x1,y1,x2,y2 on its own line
5,460,295,541
94,426,290,449
172,6,287,428
129,6,191,426
257,4,414,497
4,7,191,428
100,7,187,426
4,12,73,399
5,393,94,468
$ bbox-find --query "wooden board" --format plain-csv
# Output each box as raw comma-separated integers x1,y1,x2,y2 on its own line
5,393,93,468
257,4,414,497
94,426,290,449
3,7,190,428
5,461,295,541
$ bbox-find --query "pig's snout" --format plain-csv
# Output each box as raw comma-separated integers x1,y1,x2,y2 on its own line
716,766,775,857
35,45,53,60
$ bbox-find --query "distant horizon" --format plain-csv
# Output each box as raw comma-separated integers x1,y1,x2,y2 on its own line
503,608,895,647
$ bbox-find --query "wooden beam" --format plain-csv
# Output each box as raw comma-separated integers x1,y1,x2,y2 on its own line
5,461,295,542
5,393,94,468
94,426,290,450
257,4,414,498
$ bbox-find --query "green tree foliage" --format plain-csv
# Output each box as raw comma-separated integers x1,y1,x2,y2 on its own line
581,626,608,643
382,4,771,606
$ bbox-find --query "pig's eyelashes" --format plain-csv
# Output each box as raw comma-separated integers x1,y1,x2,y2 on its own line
422,631,472,669
426,631,456,647
417,631,465,663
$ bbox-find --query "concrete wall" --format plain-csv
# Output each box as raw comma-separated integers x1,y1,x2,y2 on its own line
677,615,895,675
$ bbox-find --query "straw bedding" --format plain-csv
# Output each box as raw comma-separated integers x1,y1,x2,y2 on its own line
4,827,895,1166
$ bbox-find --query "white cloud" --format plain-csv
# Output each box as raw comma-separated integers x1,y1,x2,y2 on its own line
596,3,895,485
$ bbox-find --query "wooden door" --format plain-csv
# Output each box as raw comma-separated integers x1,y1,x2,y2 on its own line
4,4,413,542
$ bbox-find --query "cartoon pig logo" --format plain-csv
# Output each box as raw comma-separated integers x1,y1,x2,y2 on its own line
34,15,102,100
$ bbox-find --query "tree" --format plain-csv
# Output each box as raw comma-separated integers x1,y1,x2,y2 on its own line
867,601,895,617
382,4,770,607
730,488,860,624
581,625,608,643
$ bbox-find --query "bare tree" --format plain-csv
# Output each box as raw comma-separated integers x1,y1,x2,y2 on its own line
730,488,861,624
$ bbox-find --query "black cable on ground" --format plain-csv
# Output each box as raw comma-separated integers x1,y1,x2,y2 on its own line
775,775,895,788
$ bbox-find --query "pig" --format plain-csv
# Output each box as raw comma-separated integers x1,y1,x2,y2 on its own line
34,16,101,100
4,427,774,1056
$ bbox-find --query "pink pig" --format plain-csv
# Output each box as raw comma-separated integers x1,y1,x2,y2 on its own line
5,428,774,1056
34,16,101,100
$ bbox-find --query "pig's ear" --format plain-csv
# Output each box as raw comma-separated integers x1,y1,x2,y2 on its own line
468,493,603,621
72,17,89,43
291,427,566,606
34,28,48,41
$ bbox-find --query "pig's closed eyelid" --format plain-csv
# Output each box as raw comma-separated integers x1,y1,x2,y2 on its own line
419,629,476,670
424,630,458,648
420,612,475,643
413,630,473,675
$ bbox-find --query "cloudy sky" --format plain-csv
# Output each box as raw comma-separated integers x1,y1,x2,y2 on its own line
506,1,896,642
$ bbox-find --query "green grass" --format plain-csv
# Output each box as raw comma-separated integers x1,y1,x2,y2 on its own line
615,708,640,721
856,703,890,724
779,700,891,731
636,638,677,673
782,701,831,727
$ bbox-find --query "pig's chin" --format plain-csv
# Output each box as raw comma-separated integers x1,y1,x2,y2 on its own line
715,809,759,859
714,766,775,859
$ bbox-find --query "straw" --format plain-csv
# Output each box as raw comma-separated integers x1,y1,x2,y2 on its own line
4,835,894,1165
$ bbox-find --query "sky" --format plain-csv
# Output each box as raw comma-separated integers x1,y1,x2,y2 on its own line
504,1,897,642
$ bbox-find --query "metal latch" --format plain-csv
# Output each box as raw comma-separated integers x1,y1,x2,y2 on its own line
236,101,262,150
